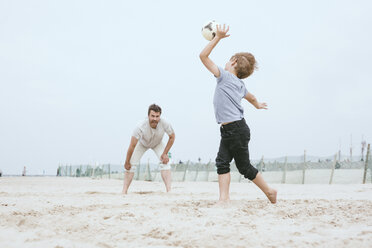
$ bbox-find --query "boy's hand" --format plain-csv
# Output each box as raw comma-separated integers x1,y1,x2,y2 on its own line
199,24,230,77
244,93,268,110
257,102,268,110
216,24,230,39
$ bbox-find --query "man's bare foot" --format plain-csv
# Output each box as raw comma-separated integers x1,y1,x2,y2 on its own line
266,189,277,204
122,190,128,195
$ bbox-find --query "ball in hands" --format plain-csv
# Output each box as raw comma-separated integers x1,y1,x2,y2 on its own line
201,20,218,41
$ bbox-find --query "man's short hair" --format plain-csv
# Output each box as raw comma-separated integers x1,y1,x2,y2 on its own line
231,52,258,79
148,104,162,115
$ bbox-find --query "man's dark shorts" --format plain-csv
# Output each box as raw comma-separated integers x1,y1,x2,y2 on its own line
215,118,258,180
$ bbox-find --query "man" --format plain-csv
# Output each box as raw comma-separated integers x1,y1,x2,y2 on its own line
122,104,175,194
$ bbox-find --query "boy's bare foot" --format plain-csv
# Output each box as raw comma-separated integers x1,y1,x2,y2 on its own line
266,189,277,204
216,199,230,207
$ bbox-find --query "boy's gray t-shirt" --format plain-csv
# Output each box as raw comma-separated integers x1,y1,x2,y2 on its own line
213,66,248,124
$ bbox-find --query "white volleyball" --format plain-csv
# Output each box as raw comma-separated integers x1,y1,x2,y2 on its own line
201,21,218,41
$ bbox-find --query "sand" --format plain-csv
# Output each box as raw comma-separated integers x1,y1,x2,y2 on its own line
0,177,371,248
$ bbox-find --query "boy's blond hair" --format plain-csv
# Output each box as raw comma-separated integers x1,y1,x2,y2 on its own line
231,52,257,79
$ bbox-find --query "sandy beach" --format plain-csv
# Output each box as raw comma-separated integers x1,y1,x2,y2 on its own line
0,177,371,248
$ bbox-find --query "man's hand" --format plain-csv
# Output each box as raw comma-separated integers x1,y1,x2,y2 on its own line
160,153,169,164
124,136,138,171
124,162,132,170
215,24,230,40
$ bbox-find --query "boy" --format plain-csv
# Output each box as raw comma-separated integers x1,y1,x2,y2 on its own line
199,24,277,204
122,104,175,194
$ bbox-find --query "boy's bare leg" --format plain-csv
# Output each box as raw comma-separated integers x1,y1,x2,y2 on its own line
252,172,277,203
122,172,135,194
218,172,231,202
160,170,171,192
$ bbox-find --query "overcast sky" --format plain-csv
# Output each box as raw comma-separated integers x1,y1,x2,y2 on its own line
1,0,371,175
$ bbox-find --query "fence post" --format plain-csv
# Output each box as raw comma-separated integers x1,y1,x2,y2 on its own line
145,159,152,181
259,156,264,173
363,144,370,184
370,147,372,184
329,154,337,184
183,161,189,182
108,164,111,179
281,156,287,184
153,164,159,182
136,163,141,180
205,160,211,182
194,162,200,181
302,150,306,184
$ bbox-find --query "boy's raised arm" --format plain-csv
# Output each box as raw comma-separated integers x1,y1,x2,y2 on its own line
199,24,230,78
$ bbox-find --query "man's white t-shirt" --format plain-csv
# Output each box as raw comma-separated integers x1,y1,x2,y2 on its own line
132,118,174,148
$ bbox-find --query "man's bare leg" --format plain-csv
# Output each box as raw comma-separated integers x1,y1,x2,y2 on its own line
160,169,171,192
252,172,277,203
218,172,231,202
122,172,135,194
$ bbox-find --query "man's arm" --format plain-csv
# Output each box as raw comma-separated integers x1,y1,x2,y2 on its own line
199,24,230,77
124,136,138,170
160,133,175,164
244,92,268,110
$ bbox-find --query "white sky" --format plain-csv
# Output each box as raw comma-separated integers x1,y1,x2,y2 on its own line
1,0,371,175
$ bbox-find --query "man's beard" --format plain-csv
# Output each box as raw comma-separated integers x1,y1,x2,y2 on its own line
150,120,158,127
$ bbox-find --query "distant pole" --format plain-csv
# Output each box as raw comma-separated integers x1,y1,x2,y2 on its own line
363,144,370,184
338,150,341,161
361,137,366,161
350,134,353,162
136,162,141,180
302,150,306,184
259,156,264,173
145,159,151,181
282,156,287,184
329,154,337,184
194,160,200,181
108,164,111,179
205,160,211,182
182,161,189,182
